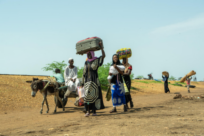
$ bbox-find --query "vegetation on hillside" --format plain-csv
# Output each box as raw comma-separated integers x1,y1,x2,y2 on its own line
43,61,134,90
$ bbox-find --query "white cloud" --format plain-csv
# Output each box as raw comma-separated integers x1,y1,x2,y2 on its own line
150,14,204,35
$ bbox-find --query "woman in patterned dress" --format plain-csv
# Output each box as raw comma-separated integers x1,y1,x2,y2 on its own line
122,58,134,109
81,43,105,116
109,54,127,113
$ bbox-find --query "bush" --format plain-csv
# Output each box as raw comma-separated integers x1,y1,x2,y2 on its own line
43,61,134,90
169,76,176,81
136,75,144,79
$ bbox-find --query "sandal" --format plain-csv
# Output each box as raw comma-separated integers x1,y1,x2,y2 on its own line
124,105,127,112
110,108,117,113
84,113,90,117
92,113,97,116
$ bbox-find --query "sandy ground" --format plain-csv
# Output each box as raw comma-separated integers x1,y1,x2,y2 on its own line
0,75,204,136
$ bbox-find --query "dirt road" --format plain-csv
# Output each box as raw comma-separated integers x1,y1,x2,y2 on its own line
1,88,204,136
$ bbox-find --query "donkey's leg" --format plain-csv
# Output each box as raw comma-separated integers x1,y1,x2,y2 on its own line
45,97,49,113
57,93,65,111
40,94,46,114
54,92,58,113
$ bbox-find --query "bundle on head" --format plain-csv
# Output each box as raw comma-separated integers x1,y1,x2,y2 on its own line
162,71,169,77
180,70,196,83
116,48,132,60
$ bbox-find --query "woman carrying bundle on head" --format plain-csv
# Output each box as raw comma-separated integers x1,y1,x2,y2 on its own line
122,58,134,109
81,42,105,117
109,54,127,113
162,72,170,93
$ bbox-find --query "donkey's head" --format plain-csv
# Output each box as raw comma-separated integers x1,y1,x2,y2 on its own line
28,78,44,97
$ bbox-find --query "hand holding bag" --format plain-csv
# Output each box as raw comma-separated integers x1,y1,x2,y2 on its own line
105,85,111,101
122,77,130,95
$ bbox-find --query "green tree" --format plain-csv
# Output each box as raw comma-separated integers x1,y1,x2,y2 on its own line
98,62,111,89
169,76,176,81
77,67,84,78
130,73,135,80
136,75,144,79
42,61,135,90
42,61,67,75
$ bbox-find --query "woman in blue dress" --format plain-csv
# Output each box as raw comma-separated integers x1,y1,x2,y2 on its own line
109,54,127,113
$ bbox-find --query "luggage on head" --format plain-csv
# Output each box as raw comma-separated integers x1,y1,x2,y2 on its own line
116,48,132,60
76,37,103,55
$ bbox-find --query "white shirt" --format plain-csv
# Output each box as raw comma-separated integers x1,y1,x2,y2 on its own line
64,66,78,85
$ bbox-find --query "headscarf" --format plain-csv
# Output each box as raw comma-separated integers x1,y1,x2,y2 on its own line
122,58,131,73
87,51,97,62
111,54,123,66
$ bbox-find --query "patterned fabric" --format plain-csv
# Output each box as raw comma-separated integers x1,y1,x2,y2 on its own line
91,59,99,70
84,81,99,103
95,99,101,109
111,82,126,106
97,78,100,86
83,56,105,109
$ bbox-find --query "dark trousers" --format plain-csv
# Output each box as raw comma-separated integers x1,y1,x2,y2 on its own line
84,103,96,113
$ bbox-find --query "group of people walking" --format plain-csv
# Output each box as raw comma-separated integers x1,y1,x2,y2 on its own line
53,41,194,117
53,42,134,117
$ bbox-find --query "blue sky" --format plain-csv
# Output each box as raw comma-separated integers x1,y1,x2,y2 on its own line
0,0,204,80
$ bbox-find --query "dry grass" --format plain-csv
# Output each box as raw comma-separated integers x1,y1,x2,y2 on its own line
0,75,54,112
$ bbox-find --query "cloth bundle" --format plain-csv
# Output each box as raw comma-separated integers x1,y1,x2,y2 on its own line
74,86,85,106
107,65,125,80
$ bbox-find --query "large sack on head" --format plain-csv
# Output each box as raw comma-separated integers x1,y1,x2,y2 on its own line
116,48,132,60
180,70,196,83
76,37,103,55
162,71,169,77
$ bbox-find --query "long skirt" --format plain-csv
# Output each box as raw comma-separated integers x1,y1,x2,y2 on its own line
111,82,126,106
123,75,132,104
164,82,170,93
84,86,105,111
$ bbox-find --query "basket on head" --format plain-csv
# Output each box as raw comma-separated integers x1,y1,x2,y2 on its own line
116,48,132,60
162,71,169,77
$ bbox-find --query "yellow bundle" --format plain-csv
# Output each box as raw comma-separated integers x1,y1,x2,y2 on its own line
116,48,132,60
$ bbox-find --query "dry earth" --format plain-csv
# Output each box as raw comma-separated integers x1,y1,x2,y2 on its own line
0,75,204,136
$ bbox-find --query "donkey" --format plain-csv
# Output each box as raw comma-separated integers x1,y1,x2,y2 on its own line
27,78,65,114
